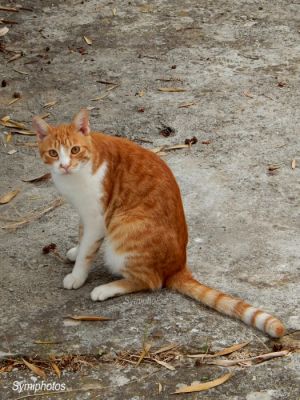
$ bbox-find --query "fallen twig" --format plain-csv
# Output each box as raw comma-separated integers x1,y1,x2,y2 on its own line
0,6,18,12
12,68,29,75
205,350,289,367
136,343,152,366
178,102,196,108
1,198,64,230
66,315,112,321
158,87,186,93
90,84,120,101
151,144,190,154
0,18,18,24
96,80,118,85
156,78,183,82
153,343,179,355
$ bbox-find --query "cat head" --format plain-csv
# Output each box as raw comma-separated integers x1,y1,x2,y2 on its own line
33,109,92,175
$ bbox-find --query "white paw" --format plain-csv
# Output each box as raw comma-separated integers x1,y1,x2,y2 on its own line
66,246,79,262
63,272,87,289
90,285,118,301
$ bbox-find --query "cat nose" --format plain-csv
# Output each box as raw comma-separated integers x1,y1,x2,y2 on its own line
60,163,70,171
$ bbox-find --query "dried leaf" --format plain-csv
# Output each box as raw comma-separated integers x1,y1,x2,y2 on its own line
1,115,10,122
51,362,61,378
84,36,92,45
154,359,175,370
160,126,175,137
0,26,9,37
153,343,178,355
243,90,254,98
184,136,198,146
268,164,281,171
40,113,50,119
271,331,300,352
34,340,61,344
1,119,27,129
112,7,117,16
187,342,249,359
22,172,51,183
42,243,57,254
172,373,233,394
158,383,163,393
11,129,35,136
22,358,47,379
150,147,163,154
5,132,12,143
43,100,57,108
0,189,20,204
166,144,190,151
212,342,250,357
277,81,287,88
159,87,186,92
67,315,112,321
7,149,17,155
8,53,22,62
291,159,296,170
178,102,196,108
7,97,20,105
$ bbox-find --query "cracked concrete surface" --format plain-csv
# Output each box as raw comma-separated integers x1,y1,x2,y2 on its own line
0,0,299,398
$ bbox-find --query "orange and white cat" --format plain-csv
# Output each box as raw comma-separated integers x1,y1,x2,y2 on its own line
33,109,285,338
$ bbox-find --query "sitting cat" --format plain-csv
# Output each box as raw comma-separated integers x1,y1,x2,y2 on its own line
33,109,285,338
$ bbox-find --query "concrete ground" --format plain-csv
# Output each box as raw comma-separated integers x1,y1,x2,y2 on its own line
0,0,299,398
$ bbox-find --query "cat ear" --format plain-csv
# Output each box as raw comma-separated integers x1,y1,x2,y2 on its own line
32,116,50,141
72,109,90,135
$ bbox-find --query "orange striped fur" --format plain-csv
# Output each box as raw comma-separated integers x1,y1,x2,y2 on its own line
34,109,285,338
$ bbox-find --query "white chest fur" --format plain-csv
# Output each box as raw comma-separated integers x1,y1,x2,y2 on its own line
52,161,107,225
52,160,127,276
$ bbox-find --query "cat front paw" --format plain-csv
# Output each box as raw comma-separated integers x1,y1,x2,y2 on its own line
63,272,87,289
66,246,79,262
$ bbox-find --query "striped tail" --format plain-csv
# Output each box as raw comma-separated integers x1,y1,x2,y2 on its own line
166,268,285,338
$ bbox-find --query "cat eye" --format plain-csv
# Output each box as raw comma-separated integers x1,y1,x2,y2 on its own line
48,149,58,157
71,146,80,154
